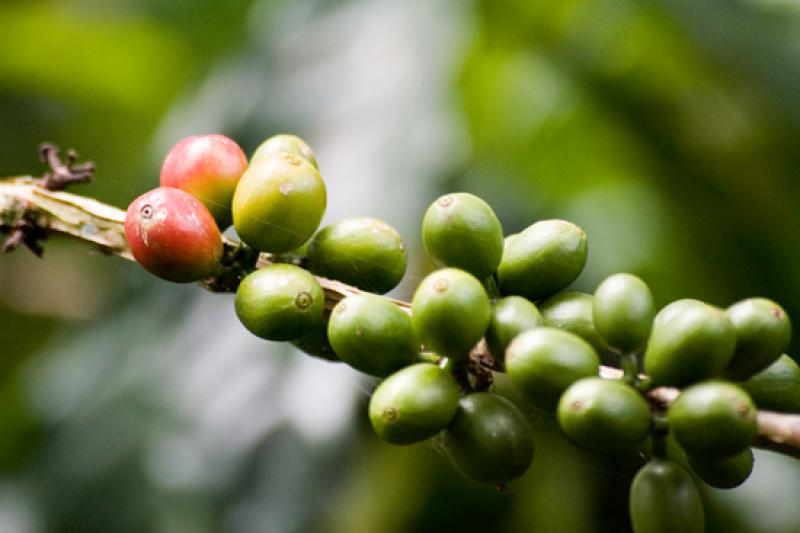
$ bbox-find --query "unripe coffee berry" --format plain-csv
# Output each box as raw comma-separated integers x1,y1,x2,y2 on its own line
251,133,318,169
328,293,417,377
687,447,753,489
421,192,503,280
308,217,406,294
124,186,223,283
485,296,543,361
593,273,655,354
442,392,535,485
159,134,248,229
505,327,600,410
540,292,608,356
235,264,324,341
629,459,704,533
369,363,460,445
411,268,491,361
741,354,800,412
557,377,651,452
497,219,588,301
667,381,757,457
644,299,736,386
724,297,792,380
232,152,326,253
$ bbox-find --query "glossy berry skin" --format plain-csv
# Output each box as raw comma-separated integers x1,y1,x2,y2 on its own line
421,193,503,280
234,264,324,341
328,293,417,377
741,354,800,412
232,152,326,253
723,297,792,381
668,381,757,457
557,377,651,452
497,219,588,301
593,273,655,354
251,133,318,169
369,363,460,445
485,296,543,362
308,217,406,294
540,292,608,356
442,393,534,485
644,299,736,386
505,328,600,410
159,134,248,229
124,187,223,283
629,459,704,533
687,447,753,489
411,268,491,361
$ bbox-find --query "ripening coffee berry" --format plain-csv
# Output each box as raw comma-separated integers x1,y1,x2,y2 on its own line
667,381,757,457
593,273,655,354
644,299,736,386
723,297,792,380
557,377,651,452
328,293,417,377
159,134,248,229
368,363,460,445
497,219,588,301
308,217,406,294
629,459,704,533
687,447,754,489
232,152,326,253
234,264,324,341
124,187,223,283
485,296,543,361
442,392,534,485
505,328,600,410
540,292,608,356
251,133,318,169
411,268,491,361
741,354,800,412
421,193,503,280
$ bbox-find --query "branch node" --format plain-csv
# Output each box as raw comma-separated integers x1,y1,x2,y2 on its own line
2,217,47,256
38,143,95,191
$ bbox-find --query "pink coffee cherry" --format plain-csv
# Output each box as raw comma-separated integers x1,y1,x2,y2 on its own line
125,187,223,283
159,134,248,229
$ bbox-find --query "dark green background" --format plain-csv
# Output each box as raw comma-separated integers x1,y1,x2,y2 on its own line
1,1,799,531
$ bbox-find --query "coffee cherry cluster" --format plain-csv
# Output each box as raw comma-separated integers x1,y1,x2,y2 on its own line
124,133,800,532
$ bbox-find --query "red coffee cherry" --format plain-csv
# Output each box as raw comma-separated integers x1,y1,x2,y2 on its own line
124,187,223,283
159,134,248,229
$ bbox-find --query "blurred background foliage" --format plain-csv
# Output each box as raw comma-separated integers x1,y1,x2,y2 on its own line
1,0,800,531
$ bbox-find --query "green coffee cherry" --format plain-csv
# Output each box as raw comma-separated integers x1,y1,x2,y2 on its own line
540,292,608,356
235,264,324,341
724,297,792,380
485,296,543,362
741,354,800,412
644,299,736,386
497,219,588,301
369,363,460,445
629,459,704,533
291,320,339,362
232,152,326,253
328,294,417,377
668,381,757,457
593,273,655,353
308,217,406,294
421,193,504,280
687,448,754,489
442,392,534,485
251,133,318,169
557,377,651,452
505,328,600,410
411,268,491,361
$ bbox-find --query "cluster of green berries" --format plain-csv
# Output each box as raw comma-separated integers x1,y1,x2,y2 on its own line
123,133,800,532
